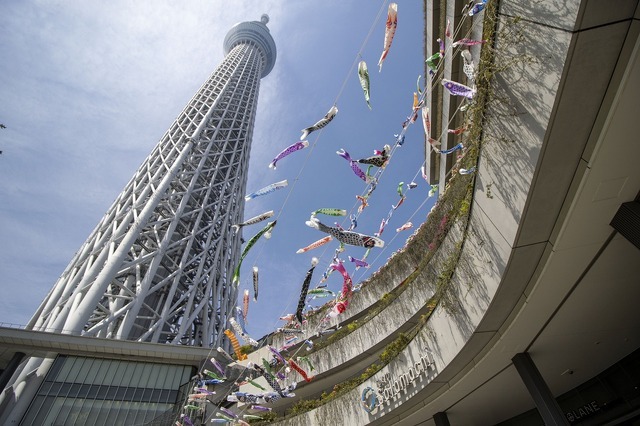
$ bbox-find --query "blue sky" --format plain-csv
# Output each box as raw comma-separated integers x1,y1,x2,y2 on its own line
0,1,435,340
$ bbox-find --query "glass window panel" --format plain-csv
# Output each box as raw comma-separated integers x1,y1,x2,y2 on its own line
20,395,46,426
119,362,137,387
75,358,94,383
162,365,180,390
83,358,101,385
101,361,119,387
138,363,155,389
56,356,80,382
110,360,129,388
41,397,65,426
86,398,106,426
127,362,144,388
93,359,111,385
46,355,66,382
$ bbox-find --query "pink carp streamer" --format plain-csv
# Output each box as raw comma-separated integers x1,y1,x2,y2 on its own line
300,105,338,140
452,38,486,47
378,3,398,71
328,261,354,318
296,236,333,254
269,141,309,169
242,289,250,323
396,222,413,232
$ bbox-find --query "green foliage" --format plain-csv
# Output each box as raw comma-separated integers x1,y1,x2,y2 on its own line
239,344,254,355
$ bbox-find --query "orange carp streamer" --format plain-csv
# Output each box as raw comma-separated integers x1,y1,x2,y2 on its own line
224,329,247,361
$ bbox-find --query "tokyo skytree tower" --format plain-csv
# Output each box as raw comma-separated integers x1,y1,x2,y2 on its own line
29,15,276,348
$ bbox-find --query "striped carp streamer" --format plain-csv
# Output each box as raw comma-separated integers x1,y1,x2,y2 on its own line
252,267,259,301
230,317,259,347
296,257,319,324
429,185,439,198
233,221,277,283
336,149,370,182
232,210,274,233
242,289,250,322
296,235,333,254
300,105,338,140
224,329,247,361
378,3,398,71
245,180,288,201
289,358,314,382
269,141,309,169
452,38,486,47
459,166,477,175
358,145,390,168
442,79,476,99
306,216,384,248
358,60,372,109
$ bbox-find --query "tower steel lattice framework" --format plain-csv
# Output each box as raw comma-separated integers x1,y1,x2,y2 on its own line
28,15,276,348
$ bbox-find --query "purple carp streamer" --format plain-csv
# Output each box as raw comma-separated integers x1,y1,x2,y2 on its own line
232,210,274,233
233,220,277,283
442,79,476,98
245,180,288,201
269,141,309,169
453,38,486,47
306,216,384,248
300,105,338,140
358,60,372,109
337,149,370,182
296,235,333,254
439,142,464,155
252,266,259,301
358,144,390,168
296,258,319,324
378,3,398,71
348,255,370,269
